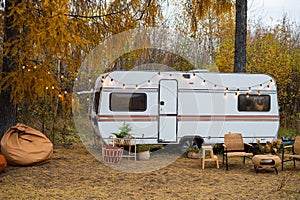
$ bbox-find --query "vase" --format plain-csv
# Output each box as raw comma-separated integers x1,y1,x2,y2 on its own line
187,151,199,159
138,151,150,160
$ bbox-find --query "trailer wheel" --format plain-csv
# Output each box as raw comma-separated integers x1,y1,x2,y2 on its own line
179,136,204,153
179,137,194,152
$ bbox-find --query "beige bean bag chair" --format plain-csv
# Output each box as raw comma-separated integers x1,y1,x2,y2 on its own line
1,123,53,166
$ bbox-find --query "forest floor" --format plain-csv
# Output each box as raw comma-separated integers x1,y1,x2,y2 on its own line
1,142,300,200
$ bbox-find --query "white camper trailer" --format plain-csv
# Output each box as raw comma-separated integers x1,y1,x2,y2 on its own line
92,71,279,148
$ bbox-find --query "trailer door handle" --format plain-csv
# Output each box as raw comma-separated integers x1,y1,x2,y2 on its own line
160,101,165,106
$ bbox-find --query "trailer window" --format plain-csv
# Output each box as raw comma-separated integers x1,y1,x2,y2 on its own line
238,94,270,112
93,91,101,114
110,93,147,112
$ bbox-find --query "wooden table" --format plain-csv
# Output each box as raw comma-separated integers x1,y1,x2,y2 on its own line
252,154,281,174
112,138,136,161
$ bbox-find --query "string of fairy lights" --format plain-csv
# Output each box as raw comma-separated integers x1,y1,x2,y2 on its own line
21,64,275,102
21,65,72,99
100,71,276,97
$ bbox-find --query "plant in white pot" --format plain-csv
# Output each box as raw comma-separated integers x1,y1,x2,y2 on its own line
185,146,200,159
137,144,151,160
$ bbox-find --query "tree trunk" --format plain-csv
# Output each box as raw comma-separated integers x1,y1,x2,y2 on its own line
234,0,247,73
0,0,20,139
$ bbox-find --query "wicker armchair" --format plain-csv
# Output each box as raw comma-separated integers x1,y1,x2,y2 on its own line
282,135,300,170
223,132,253,170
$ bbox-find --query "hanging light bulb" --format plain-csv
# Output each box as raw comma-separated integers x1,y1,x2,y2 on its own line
257,91,261,95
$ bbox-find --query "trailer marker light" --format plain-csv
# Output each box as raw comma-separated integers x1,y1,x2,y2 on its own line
182,74,190,79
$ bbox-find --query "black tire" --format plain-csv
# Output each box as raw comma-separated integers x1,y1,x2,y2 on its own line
179,137,195,153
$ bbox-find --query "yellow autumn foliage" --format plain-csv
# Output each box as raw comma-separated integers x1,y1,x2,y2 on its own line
1,0,162,109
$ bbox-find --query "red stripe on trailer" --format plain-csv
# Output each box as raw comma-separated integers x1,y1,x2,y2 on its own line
98,115,279,122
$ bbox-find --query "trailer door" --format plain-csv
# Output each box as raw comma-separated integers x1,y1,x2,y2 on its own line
158,79,178,143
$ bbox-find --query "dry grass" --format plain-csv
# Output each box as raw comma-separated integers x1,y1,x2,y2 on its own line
1,142,300,200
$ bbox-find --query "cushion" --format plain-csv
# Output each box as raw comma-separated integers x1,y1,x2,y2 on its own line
1,123,53,166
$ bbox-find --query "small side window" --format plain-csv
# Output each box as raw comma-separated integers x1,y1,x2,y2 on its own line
238,94,270,112
110,93,147,112
93,91,101,114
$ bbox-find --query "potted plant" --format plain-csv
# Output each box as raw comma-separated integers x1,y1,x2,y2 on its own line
186,146,200,159
255,139,282,164
112,122,133,138
256,139,281,155
137,144,151,160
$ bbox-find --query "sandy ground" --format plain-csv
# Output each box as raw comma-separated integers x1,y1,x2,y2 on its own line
0,142,300,200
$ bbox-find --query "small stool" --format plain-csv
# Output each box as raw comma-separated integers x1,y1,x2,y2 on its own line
200,145,219,169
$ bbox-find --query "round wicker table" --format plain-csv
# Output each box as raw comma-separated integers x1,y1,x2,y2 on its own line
252,154,281,174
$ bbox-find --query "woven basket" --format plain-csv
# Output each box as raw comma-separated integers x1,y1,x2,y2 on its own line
102,146,123,163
